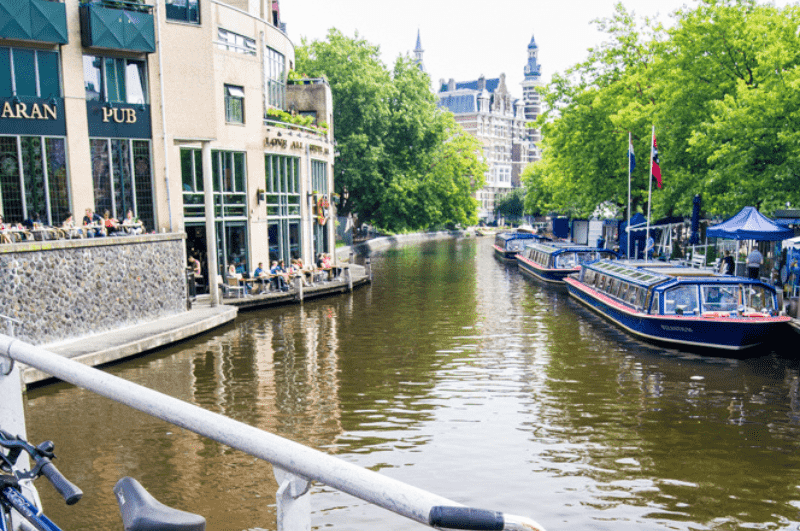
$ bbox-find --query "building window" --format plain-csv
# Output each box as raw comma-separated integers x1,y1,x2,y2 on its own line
0,135,69,226
166,0,200,24
217,29,256,55
180,148,248,271
224,85,244,124
90,138,154,232
265,154,300,261
0,47,61,98
83,56,147,104
264,46,285,111
311,159,328,257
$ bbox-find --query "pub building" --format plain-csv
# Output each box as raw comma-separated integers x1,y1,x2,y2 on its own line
0,0,336,292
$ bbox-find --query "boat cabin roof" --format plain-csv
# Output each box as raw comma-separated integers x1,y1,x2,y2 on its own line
496,232,541,242
524,242,617,255
586,260,774,290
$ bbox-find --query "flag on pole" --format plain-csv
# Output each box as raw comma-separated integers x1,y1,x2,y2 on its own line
652,135,662,188
628,139,636,173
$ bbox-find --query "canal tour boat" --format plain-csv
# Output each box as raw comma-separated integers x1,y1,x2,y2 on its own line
516,242,619,284
493,232,546,262
564,260,790,351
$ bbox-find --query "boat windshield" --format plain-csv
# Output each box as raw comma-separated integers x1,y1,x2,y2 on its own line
556,252,578,268
663,285,699,315
701,285,738,313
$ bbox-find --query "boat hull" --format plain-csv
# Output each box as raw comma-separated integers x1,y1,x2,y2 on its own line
565,277,790,351
493,245,518,262
516,255,576,284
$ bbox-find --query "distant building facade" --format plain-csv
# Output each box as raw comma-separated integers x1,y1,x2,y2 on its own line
437,34,542,223
437,74,526,223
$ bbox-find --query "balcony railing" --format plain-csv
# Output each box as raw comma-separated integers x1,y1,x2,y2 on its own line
79,0,155,53
0,0,68,44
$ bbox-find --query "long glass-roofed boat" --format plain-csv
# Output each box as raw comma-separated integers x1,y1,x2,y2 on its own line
516,242,619,284
564,260,790,351
493,232,547,262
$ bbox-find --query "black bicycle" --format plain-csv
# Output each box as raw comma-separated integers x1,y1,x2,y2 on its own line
1,430,204,531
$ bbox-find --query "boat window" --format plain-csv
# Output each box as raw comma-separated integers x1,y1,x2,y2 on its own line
597,274,606,290
606,277,617,295
664,285,699,315
742,284,776,313
558,252,578,268
648,292,659,314
583,269,595,284
628,286,638,306
701,285,738,313
636,288,647,309
618,282,629,301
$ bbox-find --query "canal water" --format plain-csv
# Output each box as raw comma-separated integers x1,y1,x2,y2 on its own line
24,237,800,531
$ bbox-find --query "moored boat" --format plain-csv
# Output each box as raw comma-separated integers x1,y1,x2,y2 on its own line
516,242,619,284
564,260,790,351
493,232,545,262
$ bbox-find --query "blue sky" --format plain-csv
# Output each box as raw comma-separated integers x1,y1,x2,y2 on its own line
279,0,789,94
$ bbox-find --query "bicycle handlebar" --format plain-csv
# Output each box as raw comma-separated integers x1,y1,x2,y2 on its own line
40,460,82,505
0,429,82,505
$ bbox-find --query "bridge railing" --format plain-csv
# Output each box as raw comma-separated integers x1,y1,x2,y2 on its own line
0,334,546,531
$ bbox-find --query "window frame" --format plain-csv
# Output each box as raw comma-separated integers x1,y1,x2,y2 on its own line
83,55,148,104
224,84,245,124
165,0,200,24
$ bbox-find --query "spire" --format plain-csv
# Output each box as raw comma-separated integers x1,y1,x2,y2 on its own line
413,29,425,72
524,32,541,82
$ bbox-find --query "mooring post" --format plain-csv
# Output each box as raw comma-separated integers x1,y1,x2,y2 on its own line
296,276,304,302
273,466,311,531
365,257,372,283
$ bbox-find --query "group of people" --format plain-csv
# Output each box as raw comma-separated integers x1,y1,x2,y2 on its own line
220,253,337,296
717,248,764,279
76,208,143,237
0,208,143,242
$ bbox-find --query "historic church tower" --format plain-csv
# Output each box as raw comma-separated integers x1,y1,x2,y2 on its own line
413,30,425,72
521,34,542,163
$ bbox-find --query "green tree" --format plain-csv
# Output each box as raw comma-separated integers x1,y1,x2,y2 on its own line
296,30,484,232
524,0,800,220
495,187,526,222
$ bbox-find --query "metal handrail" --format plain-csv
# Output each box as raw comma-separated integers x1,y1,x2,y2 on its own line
0,334,545,531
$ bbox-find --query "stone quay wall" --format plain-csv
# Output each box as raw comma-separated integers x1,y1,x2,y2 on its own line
0,234,186,346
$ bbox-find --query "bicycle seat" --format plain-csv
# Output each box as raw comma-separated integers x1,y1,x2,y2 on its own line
114,477,206,531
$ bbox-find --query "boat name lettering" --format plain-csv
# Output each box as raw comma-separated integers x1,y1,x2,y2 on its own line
661,325,693,333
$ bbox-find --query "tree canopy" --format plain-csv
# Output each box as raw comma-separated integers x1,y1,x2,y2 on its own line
524,0,800,220
296,29,486,232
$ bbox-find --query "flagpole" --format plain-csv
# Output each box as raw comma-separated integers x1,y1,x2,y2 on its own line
627,131,632,259
645,124,655,262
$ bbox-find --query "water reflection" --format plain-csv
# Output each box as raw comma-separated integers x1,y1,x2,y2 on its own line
22,237,800,531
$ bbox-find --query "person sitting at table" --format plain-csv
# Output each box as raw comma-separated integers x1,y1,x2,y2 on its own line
294,258,314,287
226,263,248,295
83,208,104,237
122,209,143,235
103,210,120,235
270,260,289,291
61,213,83,239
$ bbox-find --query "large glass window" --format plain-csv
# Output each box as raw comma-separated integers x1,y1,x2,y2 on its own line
311,159,328,257
166,0,200,24
90,138,154,232
180,148,248,272
265,46,285,111
0,136,69,225
0,47,61,98
83,56,148,104
224,85,244,124
265,154,300,261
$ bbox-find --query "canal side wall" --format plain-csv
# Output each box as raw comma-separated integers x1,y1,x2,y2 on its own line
0,234,186,346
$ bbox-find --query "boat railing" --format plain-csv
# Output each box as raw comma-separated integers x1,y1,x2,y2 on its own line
0,334,546,531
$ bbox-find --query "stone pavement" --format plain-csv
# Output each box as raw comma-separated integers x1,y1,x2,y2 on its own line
24,298,237,387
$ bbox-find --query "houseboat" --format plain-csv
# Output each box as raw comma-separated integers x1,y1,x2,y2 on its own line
564,260,790,351
516,242,619,284
493,232,545,262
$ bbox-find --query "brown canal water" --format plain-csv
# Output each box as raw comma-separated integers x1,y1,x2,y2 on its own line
24,237,800,531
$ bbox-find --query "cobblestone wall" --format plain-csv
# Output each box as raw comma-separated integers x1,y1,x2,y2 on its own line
0,234,186,345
